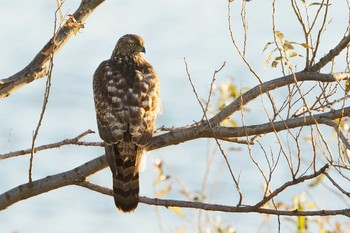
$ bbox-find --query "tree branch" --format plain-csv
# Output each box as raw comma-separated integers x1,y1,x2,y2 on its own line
0,129,103,160
310,32,350,71
1,71,349,211
76,179,350,217
253,164,329,208
139,196,350,217
0,0,105,98
149,105,350,151
0,155,107,210
209,72,350,125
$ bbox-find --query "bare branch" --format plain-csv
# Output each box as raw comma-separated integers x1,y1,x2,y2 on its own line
29,1,61,183
76,179,350,217
150,106,350,151
253,164,329,208
209,72,350,125
0,155,107,210
0,129,102,160
0,0,105,98
310,32,350,71
324,172,350,198
139,196,350,217
318,118,350,150
183,58,243,206
78,181,112,196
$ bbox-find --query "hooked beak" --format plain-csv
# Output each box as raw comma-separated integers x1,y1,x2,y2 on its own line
141,46,146,53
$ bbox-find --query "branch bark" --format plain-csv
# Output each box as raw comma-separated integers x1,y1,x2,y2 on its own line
0,155,107,210
209,72,350,125
310,32,350,71
139,196,350,217
0,0,105,98
1,67,349,211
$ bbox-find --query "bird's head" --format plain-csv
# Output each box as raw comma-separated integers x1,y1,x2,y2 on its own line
112,34,146,57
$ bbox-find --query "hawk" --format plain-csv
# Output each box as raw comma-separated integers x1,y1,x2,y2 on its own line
93,34,160,212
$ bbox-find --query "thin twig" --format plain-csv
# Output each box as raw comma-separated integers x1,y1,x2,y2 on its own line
253,164,329,208
183,58,243,206
29,4,61,183
0,130,102,160
0,0,106,98
203,61,226,118
324,172,350,198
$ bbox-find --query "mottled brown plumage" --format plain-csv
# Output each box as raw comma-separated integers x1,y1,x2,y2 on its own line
93,34,159,212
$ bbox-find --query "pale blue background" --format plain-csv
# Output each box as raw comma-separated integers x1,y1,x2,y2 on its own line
0,1,349,232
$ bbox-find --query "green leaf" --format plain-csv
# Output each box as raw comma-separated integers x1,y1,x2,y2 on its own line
271,60,278,68
346,78,350,93
283,40,294,51
275,31,284,40
289,51,298,58
275,56,283,61
300,43,310,48
262,42,273,53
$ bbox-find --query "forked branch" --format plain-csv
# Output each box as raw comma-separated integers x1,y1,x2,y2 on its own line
0,0,105,98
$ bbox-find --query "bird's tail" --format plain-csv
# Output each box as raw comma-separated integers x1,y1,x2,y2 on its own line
105,143,143,212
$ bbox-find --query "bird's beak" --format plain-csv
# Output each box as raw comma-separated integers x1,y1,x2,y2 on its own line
141,46,146,53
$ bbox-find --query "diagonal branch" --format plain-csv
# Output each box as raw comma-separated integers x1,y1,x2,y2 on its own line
0,0,105,99
0,155,107,210
1,71,350,211
310,32,350,71
253,164,329,208
209,71,350,125
0,129,103,160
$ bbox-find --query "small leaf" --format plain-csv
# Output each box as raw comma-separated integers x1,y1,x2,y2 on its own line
289,51,298,58
271,60,278,68
168,206,185,218
345,78,350,93
300,43,310,48
275,56,283,61
283,40,294,51
275,31,284,40
262,42,273,53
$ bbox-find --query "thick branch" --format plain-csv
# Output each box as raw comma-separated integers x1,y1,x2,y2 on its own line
310,32,350,71
0,155,107,210
149,105,350,151
0,0,105,98
209,72,349,125
1,72,349,210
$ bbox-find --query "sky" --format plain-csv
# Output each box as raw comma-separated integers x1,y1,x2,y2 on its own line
0,0,349,233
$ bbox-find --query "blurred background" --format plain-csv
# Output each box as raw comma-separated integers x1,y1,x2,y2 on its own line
0,0,349,232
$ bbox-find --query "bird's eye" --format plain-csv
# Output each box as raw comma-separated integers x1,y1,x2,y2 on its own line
129,43,136,47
